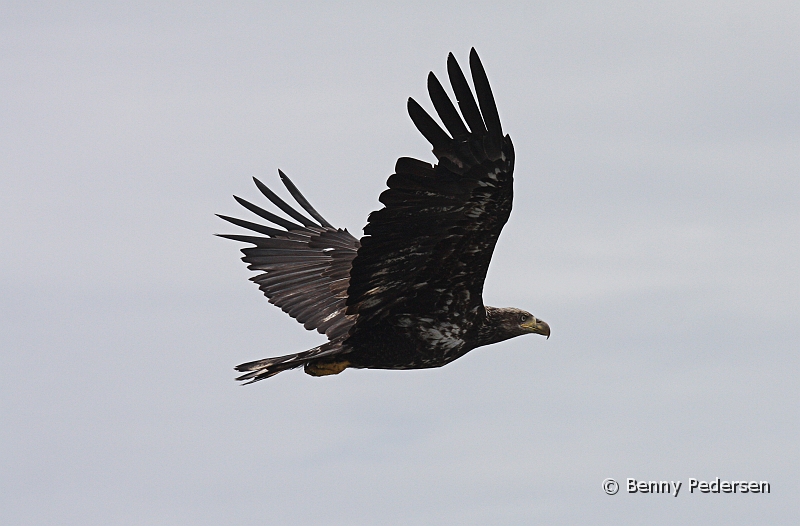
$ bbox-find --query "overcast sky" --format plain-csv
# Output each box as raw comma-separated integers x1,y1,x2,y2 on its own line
1,2,798,524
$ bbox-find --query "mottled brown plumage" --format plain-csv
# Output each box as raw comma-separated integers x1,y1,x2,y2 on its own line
218,49,549,383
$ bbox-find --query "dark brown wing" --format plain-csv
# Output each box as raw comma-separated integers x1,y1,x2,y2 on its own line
217,171,359,340
345,49,515,329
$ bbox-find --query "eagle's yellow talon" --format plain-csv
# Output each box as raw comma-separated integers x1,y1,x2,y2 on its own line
304,360,350,376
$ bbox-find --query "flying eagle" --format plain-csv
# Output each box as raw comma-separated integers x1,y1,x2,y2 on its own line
218,49,550,383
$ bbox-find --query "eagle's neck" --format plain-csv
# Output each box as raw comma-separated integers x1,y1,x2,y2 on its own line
474,306,518,348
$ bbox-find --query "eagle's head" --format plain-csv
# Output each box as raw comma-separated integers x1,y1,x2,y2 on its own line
478,306,550,347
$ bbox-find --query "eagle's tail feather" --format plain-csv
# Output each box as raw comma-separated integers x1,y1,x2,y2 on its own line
234,338,347,384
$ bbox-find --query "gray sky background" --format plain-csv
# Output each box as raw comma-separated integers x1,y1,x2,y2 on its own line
1,1,798,524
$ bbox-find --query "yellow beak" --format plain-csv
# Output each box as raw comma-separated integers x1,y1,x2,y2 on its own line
522,318,550,339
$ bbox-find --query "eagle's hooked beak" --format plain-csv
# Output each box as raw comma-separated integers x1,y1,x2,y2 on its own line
522,317,550,339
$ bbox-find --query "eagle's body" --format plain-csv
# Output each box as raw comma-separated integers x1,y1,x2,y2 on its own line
219,49,550,383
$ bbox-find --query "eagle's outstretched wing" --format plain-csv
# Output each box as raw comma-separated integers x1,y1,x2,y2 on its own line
217,172,359,341
345,49,515,329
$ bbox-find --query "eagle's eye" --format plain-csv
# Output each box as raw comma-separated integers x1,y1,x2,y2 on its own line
519,314,528,323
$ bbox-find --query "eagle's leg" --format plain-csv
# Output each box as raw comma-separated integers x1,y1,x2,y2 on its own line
304,360,350,376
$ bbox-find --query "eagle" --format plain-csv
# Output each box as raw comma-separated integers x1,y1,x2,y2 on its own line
218,49,550,383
